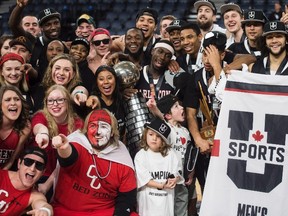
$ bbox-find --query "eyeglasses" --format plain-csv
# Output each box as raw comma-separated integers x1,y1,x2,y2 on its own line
23,158,45,171
91,38,110,46
47,98,66,105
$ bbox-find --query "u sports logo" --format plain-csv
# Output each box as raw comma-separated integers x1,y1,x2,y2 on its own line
226,110,286,193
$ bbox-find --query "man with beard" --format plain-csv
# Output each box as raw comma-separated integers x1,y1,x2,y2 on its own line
107,27,144,69
249,21,288,75
227,9,267,57
112,8,160,66
51,109,137,216
209,21,288,104
194,0,226,36
135,40,182,101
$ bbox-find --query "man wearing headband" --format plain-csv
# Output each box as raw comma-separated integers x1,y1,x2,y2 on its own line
51,109,137,216
0,146,53,216
130,40,186,102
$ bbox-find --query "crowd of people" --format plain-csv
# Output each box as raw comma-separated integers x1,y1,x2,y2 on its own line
0,0,288,215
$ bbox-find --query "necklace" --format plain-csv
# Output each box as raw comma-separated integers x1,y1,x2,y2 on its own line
91,154,111,179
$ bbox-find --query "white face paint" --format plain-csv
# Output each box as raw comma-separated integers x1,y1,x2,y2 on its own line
87,120,112,148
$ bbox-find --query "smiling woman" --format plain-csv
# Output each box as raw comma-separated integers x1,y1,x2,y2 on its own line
0,85,31,170
30,84,84,200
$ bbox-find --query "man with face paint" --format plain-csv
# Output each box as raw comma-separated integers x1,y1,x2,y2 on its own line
51,109,137,216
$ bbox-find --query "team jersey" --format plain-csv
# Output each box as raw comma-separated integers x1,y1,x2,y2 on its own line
251,56,288,75
0,130,20,167
31,112,84,176
0,170,31,216
52,141,136,216
135,65,176,101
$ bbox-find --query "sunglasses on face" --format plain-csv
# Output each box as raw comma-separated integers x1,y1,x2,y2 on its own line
91,38,110,46
23,158,45,171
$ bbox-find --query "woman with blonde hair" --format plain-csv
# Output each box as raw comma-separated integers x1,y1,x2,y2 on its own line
30,84,84,200
32,53,89,114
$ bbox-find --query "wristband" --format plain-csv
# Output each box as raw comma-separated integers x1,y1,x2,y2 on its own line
73,90,84,96
39,207,51,216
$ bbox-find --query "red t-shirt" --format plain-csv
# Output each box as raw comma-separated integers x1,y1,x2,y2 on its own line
0,130,20,167
52,142,137,216
31,112,84,176
0,170,31,216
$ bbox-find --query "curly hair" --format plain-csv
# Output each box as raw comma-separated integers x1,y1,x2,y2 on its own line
41,84,78,137
0,85,30,134
42,53,81,92
140,128,171,157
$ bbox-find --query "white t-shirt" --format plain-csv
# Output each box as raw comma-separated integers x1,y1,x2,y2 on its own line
134,148,181,216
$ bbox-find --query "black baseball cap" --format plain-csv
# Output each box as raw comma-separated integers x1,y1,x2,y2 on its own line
263,21,287,36
38,8,61,26
166,19,187,33
203,31,227,51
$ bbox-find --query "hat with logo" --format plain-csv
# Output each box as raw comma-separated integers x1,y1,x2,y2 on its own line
157,94,178,115
20,146,48,166
71,37,90,52
136,8,158,24
144,117,171,143
166,19,187,33
9,36,33,53
194,0,217,14
242,9,267,24
76,14,96,28
203,31,227,51
220,3,242,16
263,21,288,36
38,8,61,26
0,53,25,67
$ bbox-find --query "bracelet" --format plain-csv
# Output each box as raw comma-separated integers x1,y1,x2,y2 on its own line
39,207,51,216
73,90,84,96
40,133,49,137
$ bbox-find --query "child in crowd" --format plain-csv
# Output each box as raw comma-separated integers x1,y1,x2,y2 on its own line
157,94,198,216
134,117,182,216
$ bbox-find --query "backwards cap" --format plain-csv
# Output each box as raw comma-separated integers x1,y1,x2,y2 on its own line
90,28,111,39
136,8,158,24
203,31,227,51
20,146,48,166
157,94,178,115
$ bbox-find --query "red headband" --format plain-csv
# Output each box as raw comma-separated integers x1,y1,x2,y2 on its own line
90,28,111,39
0,53,25,67
88,110,111,125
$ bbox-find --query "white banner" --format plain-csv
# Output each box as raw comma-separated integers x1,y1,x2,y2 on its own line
200,71,288,216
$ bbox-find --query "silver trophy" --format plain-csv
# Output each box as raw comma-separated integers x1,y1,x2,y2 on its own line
114,61,152,158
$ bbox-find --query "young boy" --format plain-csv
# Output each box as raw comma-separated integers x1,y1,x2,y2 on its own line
157,94,198,216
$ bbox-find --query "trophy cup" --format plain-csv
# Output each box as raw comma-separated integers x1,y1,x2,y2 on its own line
114,61,152,158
